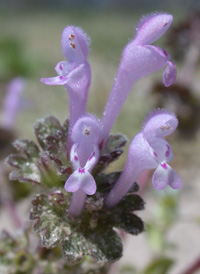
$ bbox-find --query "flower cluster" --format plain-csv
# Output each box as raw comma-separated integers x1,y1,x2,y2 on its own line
41,12,181,216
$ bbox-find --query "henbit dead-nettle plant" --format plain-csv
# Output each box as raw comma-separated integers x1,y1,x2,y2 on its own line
4,12,181,273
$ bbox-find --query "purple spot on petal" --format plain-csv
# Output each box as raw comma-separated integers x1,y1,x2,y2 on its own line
162,49,168,57
74,156,78,161
161,163,168,170
154,152,158,157
78,168,85,174
89,152,95,161
59,64,63,70
59,76,64,80
165,144,170,158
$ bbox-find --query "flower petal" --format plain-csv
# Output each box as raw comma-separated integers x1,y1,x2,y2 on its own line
142,109,178,139
80,172,96,195
41,76,68,86
149,137,174,163
70,144,80,169
84,145,99,171
134,13,173,45
55,61,68,75
152,163,181,190
128,133,158,171
64,171,82,193
168,168,182,189
61,26,90,64
162,61,177,87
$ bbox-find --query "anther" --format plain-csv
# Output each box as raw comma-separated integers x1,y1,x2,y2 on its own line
84,128,90,135
70,42,76,49
160,124,171,132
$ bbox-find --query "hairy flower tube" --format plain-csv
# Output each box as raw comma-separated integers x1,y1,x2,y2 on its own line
2,77,25,129
41,26,91,149
64,115,101,216
101,13,177,142
106,109,182,208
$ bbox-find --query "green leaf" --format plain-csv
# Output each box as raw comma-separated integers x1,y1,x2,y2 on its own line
62,228,123,264
9,169,41,185
94,134,127,173
13,139,40,159
62,232,87,264
30,190,124,264
6,154,27,169
6,138,41,185
104,134,128,151
30,191,71,249
143,257,174,274
116,194,145,211
120,265,138,274
95,172,121,193
86,229,122,263
111,213,144,235
34,116,63,149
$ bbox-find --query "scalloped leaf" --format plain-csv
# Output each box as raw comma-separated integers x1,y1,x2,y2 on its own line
9,169,41,185
30,190,124,264
62,232,86,264
111,213,144,235
30,191,71,249
13,139,40,159
95,172,140,195
6,154,27,169
62,229,122,264
116,194,145,211
95,172,121,193
94,134,128,173
86,229,123,263
6,139,41,185
34,116,63,149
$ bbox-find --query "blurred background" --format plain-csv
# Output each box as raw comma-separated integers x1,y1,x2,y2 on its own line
0,0,200,273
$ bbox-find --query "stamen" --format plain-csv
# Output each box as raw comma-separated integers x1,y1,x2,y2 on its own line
70,42,76,49
69,34,75,41
159,124,171,132
84,127,90,135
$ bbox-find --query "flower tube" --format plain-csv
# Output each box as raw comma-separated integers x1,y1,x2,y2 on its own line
101,13,177,143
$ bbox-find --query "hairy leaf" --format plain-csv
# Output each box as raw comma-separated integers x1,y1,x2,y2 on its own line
34,116,63,149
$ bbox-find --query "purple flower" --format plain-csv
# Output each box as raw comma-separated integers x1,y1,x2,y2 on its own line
64,115,101,216
106,109,182,208
101,13,177,142
41,26,91,148
2,77,26,129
